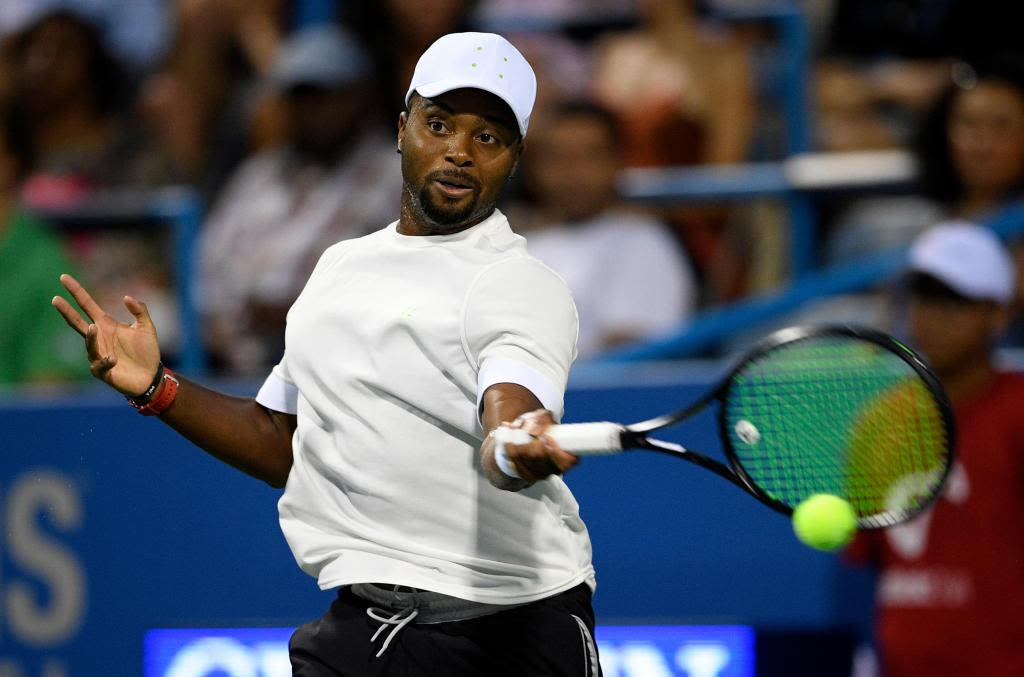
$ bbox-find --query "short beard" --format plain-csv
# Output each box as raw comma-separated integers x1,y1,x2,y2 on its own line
416,181,480,226
402,166,491,232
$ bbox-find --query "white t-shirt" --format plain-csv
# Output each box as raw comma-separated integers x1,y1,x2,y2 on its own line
525,209,697,357
256,210,595,604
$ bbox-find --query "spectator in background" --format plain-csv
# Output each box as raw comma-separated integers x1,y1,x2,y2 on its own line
0,0,169,76
847,223,1024,676
591,0,754,168
0,101,87,385
4,8,188,360
199,25,402,376
139,0,286,192
7,9,183,207
816,0,1024,154
917,56,1024,221
515,101,696,358
590,0,756,303
343,0,476,122
827,55,1024,263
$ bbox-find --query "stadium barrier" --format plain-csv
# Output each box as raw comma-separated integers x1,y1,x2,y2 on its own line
598,199,1024,362
0,373,872,676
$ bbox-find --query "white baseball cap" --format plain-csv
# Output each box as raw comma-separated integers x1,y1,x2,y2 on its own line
907,221,1016,304
405,32,537,137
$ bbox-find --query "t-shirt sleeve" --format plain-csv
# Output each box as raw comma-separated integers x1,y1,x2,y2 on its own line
256,354,298,415
463,257,579,420
254,241,352,416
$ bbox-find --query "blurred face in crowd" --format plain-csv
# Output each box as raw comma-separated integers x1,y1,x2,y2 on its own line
528,113,620,223
286,84,371,163
174,0,248,40
907,275,1010,377
387,0,468,47
948,80,1024,199
398,89,522,234
16,14,98,114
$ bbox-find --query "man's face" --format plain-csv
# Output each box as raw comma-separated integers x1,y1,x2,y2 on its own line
398,89,522,233
527,114,619,222
908,292,1007,376
17,15,94,112
948,80,1024,198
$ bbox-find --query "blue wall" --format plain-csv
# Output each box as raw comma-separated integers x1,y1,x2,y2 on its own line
0,375,873,675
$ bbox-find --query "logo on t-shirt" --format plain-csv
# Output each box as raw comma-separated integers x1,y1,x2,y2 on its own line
878,462,973,608
886,462,969,560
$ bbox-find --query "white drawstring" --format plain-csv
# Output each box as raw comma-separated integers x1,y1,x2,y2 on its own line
366,606,419,657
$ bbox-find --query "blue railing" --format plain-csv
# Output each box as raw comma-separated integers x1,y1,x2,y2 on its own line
38,186,207,373
150,188,206,372
597,201,1024,362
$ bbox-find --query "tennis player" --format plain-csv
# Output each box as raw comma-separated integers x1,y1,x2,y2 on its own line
52,32,600,676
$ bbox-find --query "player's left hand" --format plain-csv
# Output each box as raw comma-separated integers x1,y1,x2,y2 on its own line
51,274,162,396
500,410,579,482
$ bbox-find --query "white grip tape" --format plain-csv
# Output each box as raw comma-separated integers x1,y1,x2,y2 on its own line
547,422,625,455
493,427,531,479
492,422,625,479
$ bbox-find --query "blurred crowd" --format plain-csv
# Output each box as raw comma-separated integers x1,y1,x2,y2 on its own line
3,0,1024,384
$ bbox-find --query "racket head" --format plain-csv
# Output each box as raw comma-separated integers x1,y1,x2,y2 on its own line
715,324,955,529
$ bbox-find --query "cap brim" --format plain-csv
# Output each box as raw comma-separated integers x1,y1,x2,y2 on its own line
908,260,1010,303
413,78,527,137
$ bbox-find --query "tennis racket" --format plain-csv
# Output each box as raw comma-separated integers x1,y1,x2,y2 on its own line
496,325,955,529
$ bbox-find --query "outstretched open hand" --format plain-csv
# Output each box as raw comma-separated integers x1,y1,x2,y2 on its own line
51,274,161,396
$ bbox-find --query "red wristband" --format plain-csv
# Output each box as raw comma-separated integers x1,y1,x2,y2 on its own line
129,368,180,416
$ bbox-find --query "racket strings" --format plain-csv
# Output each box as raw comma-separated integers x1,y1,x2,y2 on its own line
723,337,950,526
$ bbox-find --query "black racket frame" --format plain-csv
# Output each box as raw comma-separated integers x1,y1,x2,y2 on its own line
617,324,956,525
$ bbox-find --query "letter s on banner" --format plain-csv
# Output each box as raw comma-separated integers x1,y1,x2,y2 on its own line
5,470,86,646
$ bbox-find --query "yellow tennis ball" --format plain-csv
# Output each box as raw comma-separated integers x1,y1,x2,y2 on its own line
792,493,857,551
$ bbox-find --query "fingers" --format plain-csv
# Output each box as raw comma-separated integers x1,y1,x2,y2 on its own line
51,295,90,337
86,324,117,378
499,408,572,481
54,275,122,383
506,434,578,482
85,323,116,364
519,410,556,437
123,295,153,328
59,273,106,323
85,324,102,361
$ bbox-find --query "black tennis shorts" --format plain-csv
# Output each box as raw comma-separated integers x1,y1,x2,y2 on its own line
290,582,601,676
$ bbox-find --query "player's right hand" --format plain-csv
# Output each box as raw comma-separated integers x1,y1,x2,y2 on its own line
501,409,579,482
51,274,162,397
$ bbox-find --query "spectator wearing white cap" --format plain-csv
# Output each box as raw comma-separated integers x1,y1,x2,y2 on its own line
903,221,1016,395
198,24,403,376
53,32,599,675
846,222,1024,677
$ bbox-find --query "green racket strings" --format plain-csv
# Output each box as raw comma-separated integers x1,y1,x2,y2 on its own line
723,336,950,527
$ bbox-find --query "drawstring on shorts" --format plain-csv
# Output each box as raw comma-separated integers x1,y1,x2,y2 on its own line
351,582,514,658
366,604,419,657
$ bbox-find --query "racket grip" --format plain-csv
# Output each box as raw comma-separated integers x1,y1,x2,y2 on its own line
547,423,625,455
492,422,625,462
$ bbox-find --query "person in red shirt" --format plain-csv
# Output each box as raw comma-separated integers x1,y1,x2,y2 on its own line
848,221,1024,676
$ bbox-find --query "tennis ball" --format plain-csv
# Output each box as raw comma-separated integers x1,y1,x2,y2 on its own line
792,494,857,551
